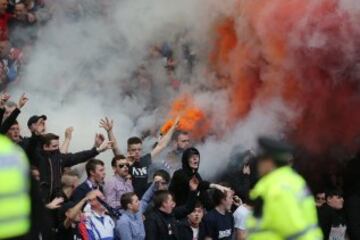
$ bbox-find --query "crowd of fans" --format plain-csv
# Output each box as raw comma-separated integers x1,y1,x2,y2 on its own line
2,90,360,240
0,0,360,239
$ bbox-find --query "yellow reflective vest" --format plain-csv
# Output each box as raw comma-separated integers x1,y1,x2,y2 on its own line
247,166,323,240
0,135,30,239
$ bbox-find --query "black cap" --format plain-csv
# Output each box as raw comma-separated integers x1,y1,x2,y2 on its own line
27,115,47,128
258,137,294,165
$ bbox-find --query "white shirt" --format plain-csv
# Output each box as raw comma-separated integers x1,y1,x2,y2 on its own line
191,226,199,240
233,204,250,230
84,210,115,240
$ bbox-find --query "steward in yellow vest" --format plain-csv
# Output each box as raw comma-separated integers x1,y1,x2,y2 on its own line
247,137,323,240
0,135,30,239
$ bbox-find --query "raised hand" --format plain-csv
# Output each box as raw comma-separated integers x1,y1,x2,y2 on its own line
0,92,10,107
94,133,105,148
99,117,114,132
65,127,74,140
86,190,103,201
233,195,242,207
96,140,113,153
17,93,29,109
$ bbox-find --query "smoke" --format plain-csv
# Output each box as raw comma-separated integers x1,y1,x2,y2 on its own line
7,0,360,180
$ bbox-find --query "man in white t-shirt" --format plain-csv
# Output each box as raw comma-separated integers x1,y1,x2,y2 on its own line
233,202,251,240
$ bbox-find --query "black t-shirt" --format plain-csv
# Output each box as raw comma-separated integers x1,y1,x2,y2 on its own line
131,153,152,197
318,204,347,240
204,209,234,240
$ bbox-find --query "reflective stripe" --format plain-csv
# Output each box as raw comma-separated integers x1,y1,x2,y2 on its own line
248,228,271,234
0,190,26,199
248,224,318,239
286,224,318,240
0,215,29,225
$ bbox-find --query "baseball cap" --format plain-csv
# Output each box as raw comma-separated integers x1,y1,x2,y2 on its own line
257,137,294,165
27,115,47,128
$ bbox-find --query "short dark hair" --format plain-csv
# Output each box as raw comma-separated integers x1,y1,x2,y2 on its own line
153,169,170,183
153,190,172,209
172,130,189,141
41,133,59,146
127,137,142,148
121,192,137,210
193,200,204,209
85,159,104,177
111,154,126,167
326,189,343,199
213,188,227,206
212,183,230,206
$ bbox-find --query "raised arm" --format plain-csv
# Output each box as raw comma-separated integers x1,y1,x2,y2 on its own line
99,117,121,156
150,117,179,159
60,127,73,154
0,92,10,123
140,183,156,213
64,190,102,228
0,93,28,134
62,138,112,167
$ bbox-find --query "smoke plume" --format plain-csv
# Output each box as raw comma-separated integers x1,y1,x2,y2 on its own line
8,0,360,179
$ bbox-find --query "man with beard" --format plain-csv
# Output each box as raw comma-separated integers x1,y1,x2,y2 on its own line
37,133,112,203
163,130,191,176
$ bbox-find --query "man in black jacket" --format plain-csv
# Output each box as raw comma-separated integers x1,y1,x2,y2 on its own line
177,201,206,240
70,158,106,204
169,147,230,210
318,189,347,240
145,177,199,240
37,133,111,203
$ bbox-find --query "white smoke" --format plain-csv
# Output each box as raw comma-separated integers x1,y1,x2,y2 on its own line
8,0,293,180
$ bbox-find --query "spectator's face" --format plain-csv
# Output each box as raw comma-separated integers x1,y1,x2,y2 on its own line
90,193,105,211
91,164,105,183
115,159,129,178
6,124,21,142
188,154,200,170
315,193,326,207
153,176,168,190
128,143,142,161
129,195,140,213
327,195,344,210
70,176,80,190
30,118,46,134
0,0,8,15
161,194,176,214
4,105,16,119
188,207,204,226
15,3,28,21
176,134,190,151
0,41,10,58
222,191,234,211
44,139,60,151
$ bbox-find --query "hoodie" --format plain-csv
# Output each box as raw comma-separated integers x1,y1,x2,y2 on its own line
169,147,212,210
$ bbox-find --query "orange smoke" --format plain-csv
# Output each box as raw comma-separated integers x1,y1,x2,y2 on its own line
210,0,360,154
160,95,210,140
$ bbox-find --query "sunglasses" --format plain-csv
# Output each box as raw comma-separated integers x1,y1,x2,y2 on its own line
118,164,130,168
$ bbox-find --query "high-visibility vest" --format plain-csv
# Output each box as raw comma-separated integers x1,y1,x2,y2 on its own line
247,166,323,240
0,135,30,239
